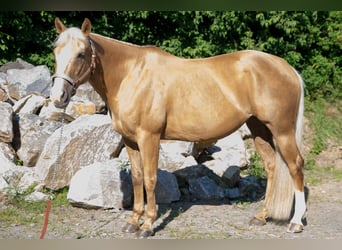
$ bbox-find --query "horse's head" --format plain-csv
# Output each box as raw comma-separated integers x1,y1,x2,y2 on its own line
50,17,96,109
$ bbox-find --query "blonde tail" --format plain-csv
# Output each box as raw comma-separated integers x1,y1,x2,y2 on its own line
267,69,304,220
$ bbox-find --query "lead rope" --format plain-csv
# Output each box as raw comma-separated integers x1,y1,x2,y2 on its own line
40,109,66,239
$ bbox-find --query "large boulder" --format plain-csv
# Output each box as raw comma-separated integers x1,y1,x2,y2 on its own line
0,165,38,195
0,58,34,73
39,100,75,123
6,65,51,100
203,131,248,178
0,142,17,174
73,82,106,114
174,164,220,189
67,159,133,209
0,86,10,102
158,140,194,172
0,73,15,105
65,97,96,119
155,169,181,204
0,142,39,195
0,102,13,143
13,93,46,114
188,176,225,201
67,159,180,209
35,114,123,190
222,165,241,188
13,113,62,167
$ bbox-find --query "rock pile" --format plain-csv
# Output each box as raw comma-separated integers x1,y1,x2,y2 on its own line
0,59,265,209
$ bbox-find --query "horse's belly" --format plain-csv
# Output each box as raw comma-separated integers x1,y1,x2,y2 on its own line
164,107,247,142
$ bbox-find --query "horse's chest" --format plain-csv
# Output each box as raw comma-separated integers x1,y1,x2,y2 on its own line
109,109,139,141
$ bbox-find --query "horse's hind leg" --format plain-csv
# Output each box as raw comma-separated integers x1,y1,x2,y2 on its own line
274,132,306,233
246,117,277,225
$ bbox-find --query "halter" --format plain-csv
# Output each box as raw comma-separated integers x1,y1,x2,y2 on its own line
52,38,96,95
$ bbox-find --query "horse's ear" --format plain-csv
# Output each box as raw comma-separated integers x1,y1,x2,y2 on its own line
81,18,92,36
55,17,66,34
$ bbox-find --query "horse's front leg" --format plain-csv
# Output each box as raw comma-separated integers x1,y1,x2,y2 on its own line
122,138,144,234
136,131,160,238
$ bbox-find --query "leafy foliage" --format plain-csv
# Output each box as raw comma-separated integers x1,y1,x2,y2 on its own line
244,151,266,179
0,11,341,100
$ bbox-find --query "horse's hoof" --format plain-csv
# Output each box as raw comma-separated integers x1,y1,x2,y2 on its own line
136,229,154,239
249,216,266,226
287,223,303,233
122,223,139,233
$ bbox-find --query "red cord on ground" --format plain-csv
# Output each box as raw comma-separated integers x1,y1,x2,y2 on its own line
40,199,51,239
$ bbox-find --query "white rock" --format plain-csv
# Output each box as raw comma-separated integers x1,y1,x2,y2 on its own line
14,113,62,167
67,159,133,209
179,155,198,169
0,165,38,194
68,159,180,209
159,140,194,172
73,82,106,113
65,97,96,119
6,65,51,99
0,143,18,193
35,114,123,190
0,102,13,143
13,94,46,114
0,142,17,173
205,131,248,177
25,191,49,202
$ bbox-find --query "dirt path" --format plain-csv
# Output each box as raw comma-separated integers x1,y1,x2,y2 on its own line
1,178,341,239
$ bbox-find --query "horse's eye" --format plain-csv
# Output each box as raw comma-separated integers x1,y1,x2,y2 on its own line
77,52,85,60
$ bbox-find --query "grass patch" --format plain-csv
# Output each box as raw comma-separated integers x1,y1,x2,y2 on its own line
0,187,69,226
304,98,342,185
305,98,342,155
45,187,70,206
305,155,342,186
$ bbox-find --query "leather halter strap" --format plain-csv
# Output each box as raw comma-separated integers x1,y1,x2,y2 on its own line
52,39,96,95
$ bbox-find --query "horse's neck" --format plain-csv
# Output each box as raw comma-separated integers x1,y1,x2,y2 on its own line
88,34,141,102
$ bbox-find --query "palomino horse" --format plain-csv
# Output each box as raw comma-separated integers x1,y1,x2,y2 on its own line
51,18,306,238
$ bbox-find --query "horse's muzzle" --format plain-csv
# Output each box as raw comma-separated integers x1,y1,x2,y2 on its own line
50,76,73,109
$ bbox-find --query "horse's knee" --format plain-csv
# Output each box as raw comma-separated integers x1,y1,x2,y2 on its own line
132,170,143,185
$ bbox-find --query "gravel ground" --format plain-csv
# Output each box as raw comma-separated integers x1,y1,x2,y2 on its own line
0,178,341,239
